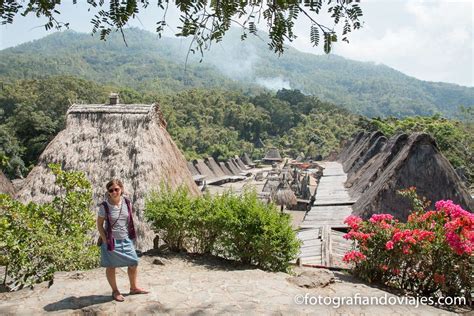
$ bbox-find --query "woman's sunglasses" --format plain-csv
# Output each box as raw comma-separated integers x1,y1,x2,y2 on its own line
108,188,120,193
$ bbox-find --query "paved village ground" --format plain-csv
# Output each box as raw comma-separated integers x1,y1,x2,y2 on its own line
0,251,468,315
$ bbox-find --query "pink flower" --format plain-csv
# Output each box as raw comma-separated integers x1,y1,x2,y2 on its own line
344,215,363,231
442,204,474,255
342,250,367,263
343,231,373,242
385,241,394,250
436,200,472,219
369,214,394,223
379,265,389,271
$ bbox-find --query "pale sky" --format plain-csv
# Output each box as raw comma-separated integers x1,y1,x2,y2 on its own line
0,0,472,86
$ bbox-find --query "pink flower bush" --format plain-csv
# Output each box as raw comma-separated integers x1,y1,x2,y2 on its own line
343,194,473,301
342,250,366,263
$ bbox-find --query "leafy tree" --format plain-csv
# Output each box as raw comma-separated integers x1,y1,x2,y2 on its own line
0,0,363,54
0,164,98,290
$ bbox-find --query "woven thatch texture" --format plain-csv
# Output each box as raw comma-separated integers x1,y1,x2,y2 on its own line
229,159,243,174
241,153,253,165
264,148,282,160
0,170,15,196
205,157,226,177
224,161,241,175
342,131,384,173
337,131,366,162
219,162,233,176
347,135,387,176
194,159,217,179
352,133,473,221
16,104,199,250
346,134,408,197
187,162,200,176
234,156,248,170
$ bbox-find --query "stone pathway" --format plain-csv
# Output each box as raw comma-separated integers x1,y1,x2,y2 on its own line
0,253,462,315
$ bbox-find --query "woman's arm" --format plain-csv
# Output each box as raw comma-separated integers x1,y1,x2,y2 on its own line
97,216,107,243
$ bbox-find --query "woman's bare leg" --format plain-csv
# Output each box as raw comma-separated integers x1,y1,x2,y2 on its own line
106,267,124,300
106,267,118,291
128,266,149,293
128,265,138,290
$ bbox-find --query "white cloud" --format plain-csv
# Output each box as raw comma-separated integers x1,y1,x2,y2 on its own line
291,0,473,86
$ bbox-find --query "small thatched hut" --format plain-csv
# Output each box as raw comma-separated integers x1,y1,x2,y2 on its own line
352,133,473,220
16,101,199,250
263,148,283,163
0,170,15,196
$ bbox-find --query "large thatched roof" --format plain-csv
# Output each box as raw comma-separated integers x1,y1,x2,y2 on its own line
351,133,473,220
0,170,15,196
345,133,408,196
16,103,199,250
342,131,384,173
337,131,366,163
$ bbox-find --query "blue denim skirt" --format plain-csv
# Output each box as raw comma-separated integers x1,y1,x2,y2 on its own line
100,238,139,267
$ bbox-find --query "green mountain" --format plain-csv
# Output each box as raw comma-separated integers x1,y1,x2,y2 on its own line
0,28,472,118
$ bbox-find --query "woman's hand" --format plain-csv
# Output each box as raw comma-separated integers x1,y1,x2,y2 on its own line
97,216,107,244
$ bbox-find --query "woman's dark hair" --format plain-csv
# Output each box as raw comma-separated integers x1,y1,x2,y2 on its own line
106,179,124,195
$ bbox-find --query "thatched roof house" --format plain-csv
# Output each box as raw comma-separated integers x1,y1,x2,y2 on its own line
16,101,199,250
345,134,408,196
0,170,15,196
241,153,254,166
263,148,283,163
205,157,226,177
351,133,473,220
342,131,384,173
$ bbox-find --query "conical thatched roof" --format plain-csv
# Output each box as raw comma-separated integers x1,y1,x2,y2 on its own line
352,133,473,220
187,162,200,176
224,160,241,175
234,156,248,170
16,103,199,250
0,170,15,196
345,134,408,196
342,131,384,173
347,135,387,177
219,162,233,176
194,159,218,179
205,157,226,177
263,148,282,162
337,131,366,162
241,153,254,166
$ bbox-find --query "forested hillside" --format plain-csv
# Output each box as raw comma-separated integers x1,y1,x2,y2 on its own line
0,28,472,118
0,29,472,186
0,76,361,178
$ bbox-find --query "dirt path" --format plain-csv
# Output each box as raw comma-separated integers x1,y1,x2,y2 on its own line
0,253,462,315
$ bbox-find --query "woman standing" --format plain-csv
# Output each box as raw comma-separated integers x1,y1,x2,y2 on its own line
97,179,149,302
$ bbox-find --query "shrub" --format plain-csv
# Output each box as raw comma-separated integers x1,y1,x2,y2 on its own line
145,186,300,272
343,187,473,302
0,164,99,290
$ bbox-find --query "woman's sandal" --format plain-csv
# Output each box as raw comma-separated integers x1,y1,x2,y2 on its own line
129,288,150,295
112,290,125,302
